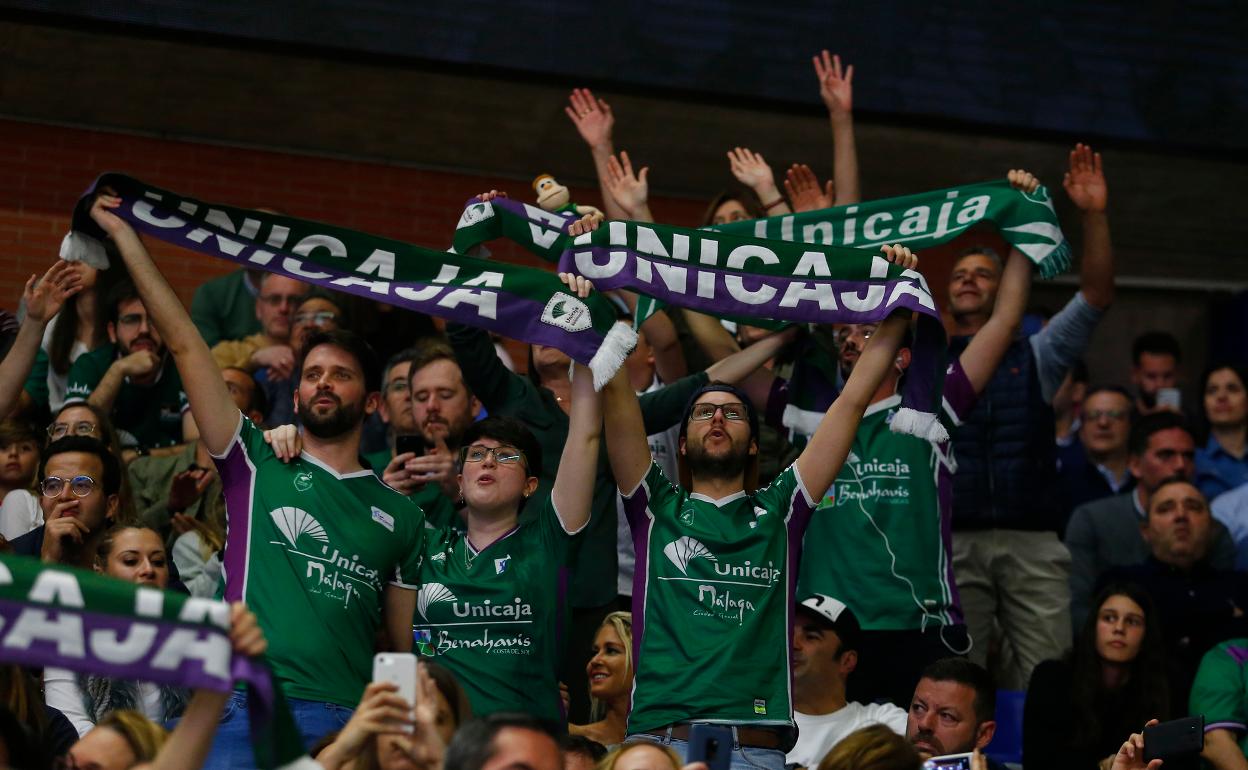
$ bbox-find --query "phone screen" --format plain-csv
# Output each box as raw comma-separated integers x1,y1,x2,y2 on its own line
396,434,426,458
922,755,973,770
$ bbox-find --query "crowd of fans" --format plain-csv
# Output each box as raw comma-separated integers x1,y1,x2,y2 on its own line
0,49,1240,770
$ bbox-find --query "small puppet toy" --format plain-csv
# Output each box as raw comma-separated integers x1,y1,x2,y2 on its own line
532,174,603,219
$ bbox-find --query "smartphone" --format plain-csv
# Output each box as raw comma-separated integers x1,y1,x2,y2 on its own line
396,434,427,458
1156,387,1182,410
687,724,733,770
373,652,417,720
1143,715,1204,762
922,754,973,770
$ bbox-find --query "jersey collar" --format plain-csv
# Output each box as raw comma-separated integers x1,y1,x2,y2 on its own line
688,490,748,506
864,394,902,418
299,448,375,480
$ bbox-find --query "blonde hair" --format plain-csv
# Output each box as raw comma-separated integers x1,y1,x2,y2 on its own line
588,611,633,721
597,741,682,770
817,725,920,770
94,524,165,577
94,709,168,763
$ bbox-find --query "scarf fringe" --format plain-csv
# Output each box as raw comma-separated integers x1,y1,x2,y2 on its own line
890,407,950,443
588,321,638,390
59,231,110,269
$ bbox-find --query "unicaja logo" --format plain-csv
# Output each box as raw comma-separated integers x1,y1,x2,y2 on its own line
418,583,458,618
269,507,328,547
664,537,717,576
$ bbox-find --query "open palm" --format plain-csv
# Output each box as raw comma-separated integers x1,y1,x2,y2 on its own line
1063,143,1107,213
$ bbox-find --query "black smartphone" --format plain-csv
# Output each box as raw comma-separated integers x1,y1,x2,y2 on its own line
687,724,732,770
1143,715,1204,762
395,434,427,458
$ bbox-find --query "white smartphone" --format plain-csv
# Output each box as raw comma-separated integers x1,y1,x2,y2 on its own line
1156,387,1181,410
373,652,418,712
923,754,973,770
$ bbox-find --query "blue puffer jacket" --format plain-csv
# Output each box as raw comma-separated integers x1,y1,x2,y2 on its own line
948,333,1063,532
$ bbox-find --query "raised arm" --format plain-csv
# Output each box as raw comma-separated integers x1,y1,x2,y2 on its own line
604,151,654,223
90,194,240,454
604,365,652,496
795,246,914,498
0,261,81,417
551,362,602,532
704,328,794,411
565,88,630,221
813,50,860,205
958,170,1038,393
1063,143,1114,310
728,147,790,216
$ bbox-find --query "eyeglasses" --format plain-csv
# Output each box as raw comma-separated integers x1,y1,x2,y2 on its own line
48,421,99,440
386,380,411,395
1086,409,1129,422
40,475,97,498
833,325,876,346
461,445,526,466
689,402,747,422
293,311,338,326
259,293,306,308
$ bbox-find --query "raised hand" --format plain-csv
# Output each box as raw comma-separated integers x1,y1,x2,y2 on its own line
604,151,650,218
251,345,296,380
323,681,415,766
24,260,84,323
228,602,267,657
784,164,835,213
564,88,615,150
1063,143,1108,213
880,243,918,271
475,190,508,203
557,272,595,298
728,147,779,194
41,504,90,564
167,466,216,514
813,50,854,117
567,213,603,238
89,192,132,239
1110,720,1163,770
1007,168,1041,194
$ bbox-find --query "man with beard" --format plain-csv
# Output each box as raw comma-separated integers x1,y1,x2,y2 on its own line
603,244,915,770
65,280,190,450
906,658,1006,769
369,340,480,530
88,192,424,767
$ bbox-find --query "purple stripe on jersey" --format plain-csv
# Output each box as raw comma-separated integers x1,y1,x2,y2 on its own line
1227,645,1248,666
623,485,653,681
214,440,254,603
1206,721,1248,733
937,471,965,625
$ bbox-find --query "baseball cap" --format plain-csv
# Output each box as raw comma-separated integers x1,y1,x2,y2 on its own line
797,594,862,652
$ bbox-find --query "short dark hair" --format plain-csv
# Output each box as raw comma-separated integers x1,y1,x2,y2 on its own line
39,436,121,496
956,245,1003,270
103,280,142,326
296,329,382,394
560,734,608,764
461,416,542,481
1132,332,1182,366
1147,477,1206,516
444,714,560,770
918,657,996,725
1128,411,1191,458
1083,384,1132,404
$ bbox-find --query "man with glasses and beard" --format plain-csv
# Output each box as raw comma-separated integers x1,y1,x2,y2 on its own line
88,192,424,767
64,280,190,451
603,244,915,770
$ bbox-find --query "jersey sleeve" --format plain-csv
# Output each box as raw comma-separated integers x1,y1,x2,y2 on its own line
619,459,680,530
753,462,817,532
64,349,107,404
390,497,426,589
1191,641,1248,735
534,492,584,565
941,358,978,427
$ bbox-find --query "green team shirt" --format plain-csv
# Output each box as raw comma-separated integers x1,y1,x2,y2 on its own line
796,362,977,631
213,415,425,706
622,460,816,732
414,495,581,721
363,448,461,532
1190,638,1248,754
64,343,188,449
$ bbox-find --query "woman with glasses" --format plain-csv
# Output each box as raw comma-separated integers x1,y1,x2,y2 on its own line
0,419,42,539
45,523,188,736
413,359,602,721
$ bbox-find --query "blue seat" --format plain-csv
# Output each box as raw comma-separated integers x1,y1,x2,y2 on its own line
985,688,1026,765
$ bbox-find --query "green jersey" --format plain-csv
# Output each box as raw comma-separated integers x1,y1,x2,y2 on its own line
622,460,816,732
1190,638,1248,753
414,495,581,721
64,343,188,449
213,415,425,706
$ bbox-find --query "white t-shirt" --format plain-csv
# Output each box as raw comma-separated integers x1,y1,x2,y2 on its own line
0,490,41,541
41,316,90,412
787,702,909,768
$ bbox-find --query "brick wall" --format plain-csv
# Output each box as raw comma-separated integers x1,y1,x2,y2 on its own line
0,117,709,312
